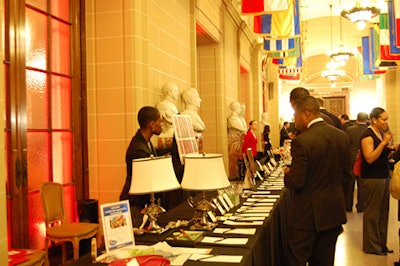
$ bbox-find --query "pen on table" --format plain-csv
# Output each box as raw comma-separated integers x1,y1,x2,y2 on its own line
214,237,227,243
180,229,193,240
196,254,217,261
221,228,234,234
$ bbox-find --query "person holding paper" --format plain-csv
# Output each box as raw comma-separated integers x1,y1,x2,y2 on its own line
119,106,163,227
284,96,351,265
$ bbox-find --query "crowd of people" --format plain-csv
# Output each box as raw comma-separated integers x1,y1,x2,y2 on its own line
121,84,399,265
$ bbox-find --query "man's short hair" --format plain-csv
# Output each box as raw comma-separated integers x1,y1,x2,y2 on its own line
290,87,310,103
294,95,320,115
316,97,324,107
137,106,160,128
357,112,368,122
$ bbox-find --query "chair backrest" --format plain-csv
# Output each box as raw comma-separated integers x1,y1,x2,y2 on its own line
40,182,66,226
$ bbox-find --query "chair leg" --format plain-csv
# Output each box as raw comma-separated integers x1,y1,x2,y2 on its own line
96,229,101,248
61,242,66,264
72,237,80,261
44,238,50,266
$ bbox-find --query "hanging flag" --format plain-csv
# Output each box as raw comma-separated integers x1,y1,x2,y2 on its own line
388,0,400,53
279,73,300,80
361,37,386,75
369,26,381,69
253,0,298,38
241,0,289,14
379,13,400,59
274,40,302,81
355,48,380,81
266,37,300,58
394,0,400,46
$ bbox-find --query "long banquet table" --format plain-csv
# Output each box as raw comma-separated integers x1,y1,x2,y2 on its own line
69,166,289,266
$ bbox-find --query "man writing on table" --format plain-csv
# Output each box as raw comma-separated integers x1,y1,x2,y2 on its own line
284,96,351,265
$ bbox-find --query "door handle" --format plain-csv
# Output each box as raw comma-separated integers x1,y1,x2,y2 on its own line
15,157,21,188
22,157,27,187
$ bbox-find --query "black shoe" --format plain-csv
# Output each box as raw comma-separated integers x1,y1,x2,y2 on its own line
383,247,394,253
357,209,363,213
346,208,352,212
364,251,387,256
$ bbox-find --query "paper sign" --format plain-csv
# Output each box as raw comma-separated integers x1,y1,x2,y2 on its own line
100,200,135,253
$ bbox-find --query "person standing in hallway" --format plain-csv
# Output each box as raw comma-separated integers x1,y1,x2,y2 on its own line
120,106,163,227
360,107,397,255
280,121,291,146
262,124,272,156
242,120,258,159
340,114,354,132
317,97,343,130
344,112,369,212
289,87,335,128
284,96,350,265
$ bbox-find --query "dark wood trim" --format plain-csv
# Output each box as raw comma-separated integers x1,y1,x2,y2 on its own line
79,0,89,200
70,0,88,201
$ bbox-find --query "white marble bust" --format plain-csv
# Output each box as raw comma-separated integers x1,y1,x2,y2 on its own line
155,82,179,137
227,101,247,133
181,87,206,133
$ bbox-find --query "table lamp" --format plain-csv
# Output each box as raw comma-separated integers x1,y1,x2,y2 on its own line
181,153,230,230
129,156,180,233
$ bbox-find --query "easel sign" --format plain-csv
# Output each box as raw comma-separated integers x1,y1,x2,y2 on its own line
172,114,199,164
100,200,135,253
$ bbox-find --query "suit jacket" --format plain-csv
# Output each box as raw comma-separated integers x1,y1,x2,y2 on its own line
280,127,291,146
120,130,157,208
284,120,350,233
320,108,342,130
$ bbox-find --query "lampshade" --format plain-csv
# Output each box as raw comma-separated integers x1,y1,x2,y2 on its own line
129,156,180,194
181,153,230,191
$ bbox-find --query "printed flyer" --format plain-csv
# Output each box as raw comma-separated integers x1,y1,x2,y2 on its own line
100,200,135,253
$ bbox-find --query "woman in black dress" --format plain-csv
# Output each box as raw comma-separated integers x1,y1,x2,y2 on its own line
262,124,272,156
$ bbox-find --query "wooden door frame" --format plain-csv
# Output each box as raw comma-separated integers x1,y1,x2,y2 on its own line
5,0,88,248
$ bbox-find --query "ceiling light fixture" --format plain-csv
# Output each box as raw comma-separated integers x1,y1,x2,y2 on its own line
328,4,354,62
321,69,345,82
341,3,380,30
323,5,346,83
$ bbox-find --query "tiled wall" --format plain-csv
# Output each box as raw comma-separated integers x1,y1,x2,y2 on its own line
85,0,261,208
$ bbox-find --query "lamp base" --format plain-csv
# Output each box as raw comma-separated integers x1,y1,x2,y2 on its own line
190,221,217,231
189,209,217,231
139,196,167,234
142,226,169,234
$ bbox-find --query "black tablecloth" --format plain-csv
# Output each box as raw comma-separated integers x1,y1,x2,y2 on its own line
68,184,289,266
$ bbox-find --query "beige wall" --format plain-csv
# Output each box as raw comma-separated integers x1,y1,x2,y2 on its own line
385,68,400,143
85,0,260,206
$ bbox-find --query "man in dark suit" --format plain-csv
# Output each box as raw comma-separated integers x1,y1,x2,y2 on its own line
340,114,354,132
280,121,291,146
289,87,335,128
317,97,343,130
284,96,351,265
345,112,369,212
120,106,163,227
